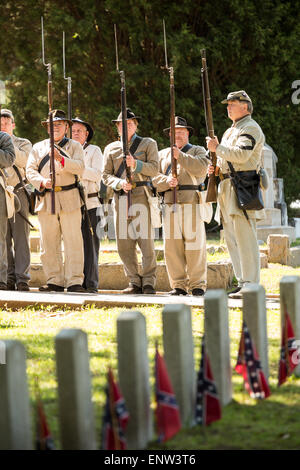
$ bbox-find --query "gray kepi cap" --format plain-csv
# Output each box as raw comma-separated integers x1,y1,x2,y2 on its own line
221,90,252,104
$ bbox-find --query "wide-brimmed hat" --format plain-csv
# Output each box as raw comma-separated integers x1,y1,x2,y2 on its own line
0,108,14,122
41,109,73,128
111,108,141,123
72,117,94,142
221,90,252,104
163,116,194,136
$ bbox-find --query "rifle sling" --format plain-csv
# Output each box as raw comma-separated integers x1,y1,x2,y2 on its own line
115,135,143,179
38,137,69,173
164,143,193,176
161,144,194,199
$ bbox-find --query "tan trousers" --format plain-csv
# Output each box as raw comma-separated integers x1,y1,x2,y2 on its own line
38,209,84,288
114,194,157,288
222,214,260,286
163,203,207,292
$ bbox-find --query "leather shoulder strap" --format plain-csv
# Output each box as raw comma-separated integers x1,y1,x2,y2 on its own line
115,136,143,179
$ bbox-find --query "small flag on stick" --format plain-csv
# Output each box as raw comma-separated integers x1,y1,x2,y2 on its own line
278,308,298,386
195,335,221,426
35,379,55,450
101,367,129,450
155,345,181,442
235,321,271,399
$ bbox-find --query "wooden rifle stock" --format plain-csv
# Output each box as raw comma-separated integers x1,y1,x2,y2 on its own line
169,66,177,210
201,49,217,203
42,17,55,214
49,109,55,215
163,20,177,211
120,71,133,219
47,69,56,215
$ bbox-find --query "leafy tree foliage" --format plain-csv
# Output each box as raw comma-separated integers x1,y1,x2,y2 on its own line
0,0,299,205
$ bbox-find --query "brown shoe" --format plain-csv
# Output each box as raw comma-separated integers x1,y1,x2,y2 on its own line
7,282,15,291
169,288,188,296
192,288,205,296
143,285,156,295
39,284,64,292
17,282,30,292
86,287,98,293
122,285,142,294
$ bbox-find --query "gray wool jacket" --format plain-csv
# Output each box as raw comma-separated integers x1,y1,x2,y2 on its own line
0,132,16,169
0,131,16,219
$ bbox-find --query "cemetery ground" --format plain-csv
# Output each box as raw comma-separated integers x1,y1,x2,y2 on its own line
1,262,300,449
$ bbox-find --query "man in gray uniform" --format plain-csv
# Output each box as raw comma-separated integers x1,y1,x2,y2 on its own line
1,109,32,291
153,117,210,296
102,108,159,294
206,90,265,296
0,131,16,289
26,109,85,292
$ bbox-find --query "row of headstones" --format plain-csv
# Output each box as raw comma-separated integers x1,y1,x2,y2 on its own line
0,276,299,450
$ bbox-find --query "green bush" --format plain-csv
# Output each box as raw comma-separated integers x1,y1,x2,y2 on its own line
0,0,299,206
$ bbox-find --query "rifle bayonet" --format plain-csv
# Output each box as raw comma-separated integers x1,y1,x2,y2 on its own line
63,31,72,137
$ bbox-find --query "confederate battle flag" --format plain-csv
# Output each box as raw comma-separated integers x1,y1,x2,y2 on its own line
278,309,298,386
101,367,129,450
155,346,181,442
195,336,221,426
235,320,271,399
36,397,55,450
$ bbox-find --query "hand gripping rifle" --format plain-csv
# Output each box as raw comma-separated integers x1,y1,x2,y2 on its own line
163,20,177,212
41,16,56,214
63,31,72,138
201,49,217,203
114,24,133,219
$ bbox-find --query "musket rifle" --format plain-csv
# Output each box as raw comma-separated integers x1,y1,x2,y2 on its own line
201,49,217,203
163,20,177,211
0,81,6,132
63,31,72,138
41,16,55,214
114,24,133,220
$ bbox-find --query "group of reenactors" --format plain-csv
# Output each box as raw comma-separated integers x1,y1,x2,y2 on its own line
0,89,265,298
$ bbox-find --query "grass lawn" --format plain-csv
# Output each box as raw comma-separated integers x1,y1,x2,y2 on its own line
1,288,300,450
10,227,299,449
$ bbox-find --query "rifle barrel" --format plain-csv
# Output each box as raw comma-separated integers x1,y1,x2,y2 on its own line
163,21,177,211
41,16,56,213
201,50,217,203
63,31,72,137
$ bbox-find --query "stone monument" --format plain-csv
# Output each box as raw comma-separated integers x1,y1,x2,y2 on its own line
257,144,296,242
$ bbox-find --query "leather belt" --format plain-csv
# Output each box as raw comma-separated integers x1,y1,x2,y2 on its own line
219,173,230,180
164,184,205,192
45,183,77,193
88,192,99,198
115,181,152,196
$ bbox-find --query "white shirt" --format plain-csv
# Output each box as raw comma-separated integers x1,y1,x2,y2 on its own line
81,143,103,210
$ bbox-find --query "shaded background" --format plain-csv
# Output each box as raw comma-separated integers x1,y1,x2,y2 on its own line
0,0,299,209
